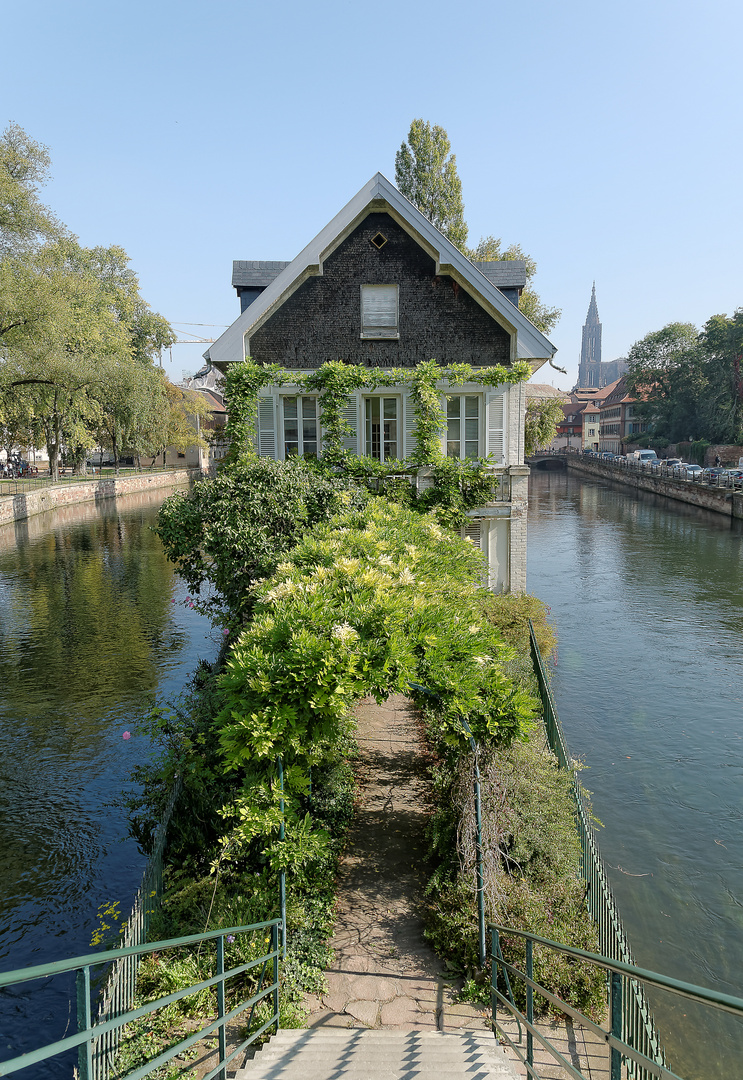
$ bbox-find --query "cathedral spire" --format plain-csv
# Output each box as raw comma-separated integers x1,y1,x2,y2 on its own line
585,281,600,325
577,283,602,387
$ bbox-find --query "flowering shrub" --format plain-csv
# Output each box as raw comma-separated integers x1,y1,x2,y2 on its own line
214,500,537,871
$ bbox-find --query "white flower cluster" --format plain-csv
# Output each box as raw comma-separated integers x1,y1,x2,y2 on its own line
378,554,394,567
331,622,359,645
263,579,297,603
397,567,415,586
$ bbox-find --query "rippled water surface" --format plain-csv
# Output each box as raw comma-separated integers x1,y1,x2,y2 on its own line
527,470,743,1080
0,489,215,1076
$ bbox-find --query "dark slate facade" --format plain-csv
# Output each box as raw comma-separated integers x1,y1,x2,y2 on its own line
248,213,512,370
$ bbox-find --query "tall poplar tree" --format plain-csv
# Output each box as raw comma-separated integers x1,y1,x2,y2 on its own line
394,119,560,336
395,119,468,250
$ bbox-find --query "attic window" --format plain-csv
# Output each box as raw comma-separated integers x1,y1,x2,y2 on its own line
361,284,399,339
370,232,388,250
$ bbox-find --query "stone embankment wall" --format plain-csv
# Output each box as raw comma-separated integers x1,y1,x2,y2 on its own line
0,469,198,528
565,456,743,520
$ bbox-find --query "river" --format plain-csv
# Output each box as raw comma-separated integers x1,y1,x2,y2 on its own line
527,469,743,1080
0,488,216,1077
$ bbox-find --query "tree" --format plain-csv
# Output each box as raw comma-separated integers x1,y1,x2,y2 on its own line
395,120,560,337
0,125,176,478
0,122,62,256
468,236,561,335
625,323,703,443
697,310,743,444
524,396,565,454
395,119,468,250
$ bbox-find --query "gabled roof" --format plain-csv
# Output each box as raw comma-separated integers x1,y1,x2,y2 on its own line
205,173,556,368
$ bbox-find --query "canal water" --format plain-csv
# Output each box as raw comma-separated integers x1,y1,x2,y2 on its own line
0,488,216,1077
527,469,743,1080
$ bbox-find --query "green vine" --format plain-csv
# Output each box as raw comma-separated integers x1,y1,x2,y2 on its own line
229,357,530,468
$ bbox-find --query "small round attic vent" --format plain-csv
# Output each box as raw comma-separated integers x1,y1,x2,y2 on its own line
370,232,388,250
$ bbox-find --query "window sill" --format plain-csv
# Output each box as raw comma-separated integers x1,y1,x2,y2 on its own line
360,333,400,340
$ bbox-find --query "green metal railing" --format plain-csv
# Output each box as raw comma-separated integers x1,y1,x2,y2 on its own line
93,779,181,1080
490,923,743,1080
0,919,282,1080
528,619,668,1076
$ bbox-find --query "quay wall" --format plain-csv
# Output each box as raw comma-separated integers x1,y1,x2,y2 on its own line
0,469,198,527
563,456,743,521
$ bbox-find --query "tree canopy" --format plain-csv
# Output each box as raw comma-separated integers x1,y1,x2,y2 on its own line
395,119,468,251
395,119,560,336
0,123,185,477
626,313,743,445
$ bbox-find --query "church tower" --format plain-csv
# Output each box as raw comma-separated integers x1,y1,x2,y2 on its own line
578,283,602,387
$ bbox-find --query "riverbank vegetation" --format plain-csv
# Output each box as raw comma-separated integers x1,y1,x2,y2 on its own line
625,312,743,448
121,361,602,1067
0,123,206,477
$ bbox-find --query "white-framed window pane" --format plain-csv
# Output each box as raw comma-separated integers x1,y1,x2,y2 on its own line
365,397,399,460
283,396,318,458
447,395,480,459
361,284,398,338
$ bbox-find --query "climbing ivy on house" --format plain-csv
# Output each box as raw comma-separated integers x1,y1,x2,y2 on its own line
223,357,532,462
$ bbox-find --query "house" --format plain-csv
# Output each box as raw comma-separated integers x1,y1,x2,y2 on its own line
598,376,646,454
204,173,556,592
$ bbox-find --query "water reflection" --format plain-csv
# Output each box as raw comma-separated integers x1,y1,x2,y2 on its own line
528,471,743,1080
0,488,215,1077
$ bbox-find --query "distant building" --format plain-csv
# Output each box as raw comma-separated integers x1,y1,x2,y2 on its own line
598,376,646,454
576,285,627,389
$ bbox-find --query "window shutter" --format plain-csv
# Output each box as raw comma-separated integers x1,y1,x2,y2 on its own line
258,394,276,458
463,521,482,549
404,394,417,459
486,391,505,464
341,394,359,454
361,285,398,337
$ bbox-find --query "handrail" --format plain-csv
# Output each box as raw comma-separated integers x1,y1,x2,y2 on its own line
0,918,282,1080
489,924,743,1019
0,920,279,988
528,619,668,1077
489,922,743,1080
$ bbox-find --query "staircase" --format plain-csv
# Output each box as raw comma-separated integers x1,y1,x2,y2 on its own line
235,1028,518,1079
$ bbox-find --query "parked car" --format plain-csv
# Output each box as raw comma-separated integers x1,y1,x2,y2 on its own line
682,464,703,479
703,467,726,482
664,458,684,470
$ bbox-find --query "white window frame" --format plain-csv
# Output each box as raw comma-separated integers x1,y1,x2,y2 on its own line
281,394,320,459
360,284,399,340
363,395,402,462
445,394,483,460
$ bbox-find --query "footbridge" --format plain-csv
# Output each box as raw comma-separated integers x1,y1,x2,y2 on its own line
526,451,568,470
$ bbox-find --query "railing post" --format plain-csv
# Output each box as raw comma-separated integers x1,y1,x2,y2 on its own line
491,927,499,1033
76,966,93,1080
272,921,280,1032
526,939,534,1070
278,755,286,960
473,747,486,970
611,970,622,1080
216,934,226,1080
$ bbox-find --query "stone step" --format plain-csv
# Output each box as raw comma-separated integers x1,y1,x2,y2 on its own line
264,1032,496,1044
245,1071,511,1079
235,1029,517,1079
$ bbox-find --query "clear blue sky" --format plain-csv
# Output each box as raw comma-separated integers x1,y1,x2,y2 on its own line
4,0,741,388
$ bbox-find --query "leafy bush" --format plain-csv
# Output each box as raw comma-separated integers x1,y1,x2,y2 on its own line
156,457,366,624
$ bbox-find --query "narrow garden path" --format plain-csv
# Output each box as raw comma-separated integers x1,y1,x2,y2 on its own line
303,693,489,1033
300,693,612,1079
